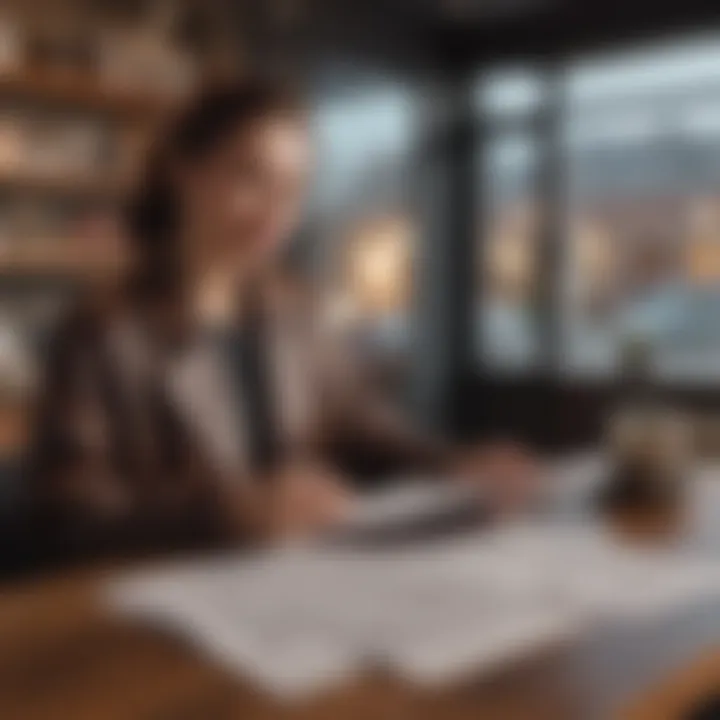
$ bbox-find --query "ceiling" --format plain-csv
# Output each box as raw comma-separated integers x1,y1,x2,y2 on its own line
233,0,720,73
404,0,557,25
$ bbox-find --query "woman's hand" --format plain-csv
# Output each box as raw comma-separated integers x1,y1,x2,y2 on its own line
260,460,355,541
450,441,540,516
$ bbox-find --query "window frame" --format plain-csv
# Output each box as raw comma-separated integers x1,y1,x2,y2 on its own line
472,33,720,384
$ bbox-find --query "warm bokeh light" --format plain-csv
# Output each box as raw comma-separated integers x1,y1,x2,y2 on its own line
344,213,413,317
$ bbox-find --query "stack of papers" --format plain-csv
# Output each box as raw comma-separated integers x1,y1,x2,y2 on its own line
109,479,720,699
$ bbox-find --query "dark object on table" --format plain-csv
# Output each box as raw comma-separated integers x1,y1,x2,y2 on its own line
685,694,720,720
330,483,490,549
602,337,690,513
599,460,683,513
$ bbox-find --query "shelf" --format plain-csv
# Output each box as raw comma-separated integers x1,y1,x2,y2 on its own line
0,68,173,117
0,166,125,199
0,243,125,279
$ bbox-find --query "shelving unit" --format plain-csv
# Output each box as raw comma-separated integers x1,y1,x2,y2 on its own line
0,69,139,453
0,9,216,458
0,240,125,276
0,70,160,278
0,166,125,198
0,68,172,117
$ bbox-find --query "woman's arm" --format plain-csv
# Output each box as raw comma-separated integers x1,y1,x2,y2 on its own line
314,322,453,474
29,307,270,554
30,306,350,553
312,316,539,511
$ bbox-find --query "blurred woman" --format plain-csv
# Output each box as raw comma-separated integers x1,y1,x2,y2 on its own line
31,80,533,563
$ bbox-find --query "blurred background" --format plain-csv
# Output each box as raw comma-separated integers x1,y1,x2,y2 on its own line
4,0,720,570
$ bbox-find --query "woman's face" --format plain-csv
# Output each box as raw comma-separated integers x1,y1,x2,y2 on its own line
177,114,311,274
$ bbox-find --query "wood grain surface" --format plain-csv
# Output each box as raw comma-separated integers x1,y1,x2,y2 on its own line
1,473,719,720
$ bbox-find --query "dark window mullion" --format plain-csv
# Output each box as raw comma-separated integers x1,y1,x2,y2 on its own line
533,63,567,376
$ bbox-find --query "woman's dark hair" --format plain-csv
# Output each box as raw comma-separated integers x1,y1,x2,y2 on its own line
126,79,305,293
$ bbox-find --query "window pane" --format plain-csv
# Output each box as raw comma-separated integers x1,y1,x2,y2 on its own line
563,35,720,379
477,132,540,370
311,81,418,361
475,68,543,118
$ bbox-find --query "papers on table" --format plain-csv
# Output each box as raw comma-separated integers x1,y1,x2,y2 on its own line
108,475,720,700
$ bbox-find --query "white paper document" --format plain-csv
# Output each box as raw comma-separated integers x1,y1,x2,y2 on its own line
109,479,720,699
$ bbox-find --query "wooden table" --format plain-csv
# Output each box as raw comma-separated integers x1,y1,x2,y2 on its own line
1,468,720,720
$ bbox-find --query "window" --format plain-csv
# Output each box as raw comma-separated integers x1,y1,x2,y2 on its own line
475,35,720,380
564,36,720,379
475,69,544,371
311,79,418,360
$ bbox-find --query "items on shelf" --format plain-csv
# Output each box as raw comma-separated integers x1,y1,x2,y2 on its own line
99,25,197,101
0,14,23,73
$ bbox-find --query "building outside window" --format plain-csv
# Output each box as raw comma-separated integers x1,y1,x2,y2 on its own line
476,34,720,381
